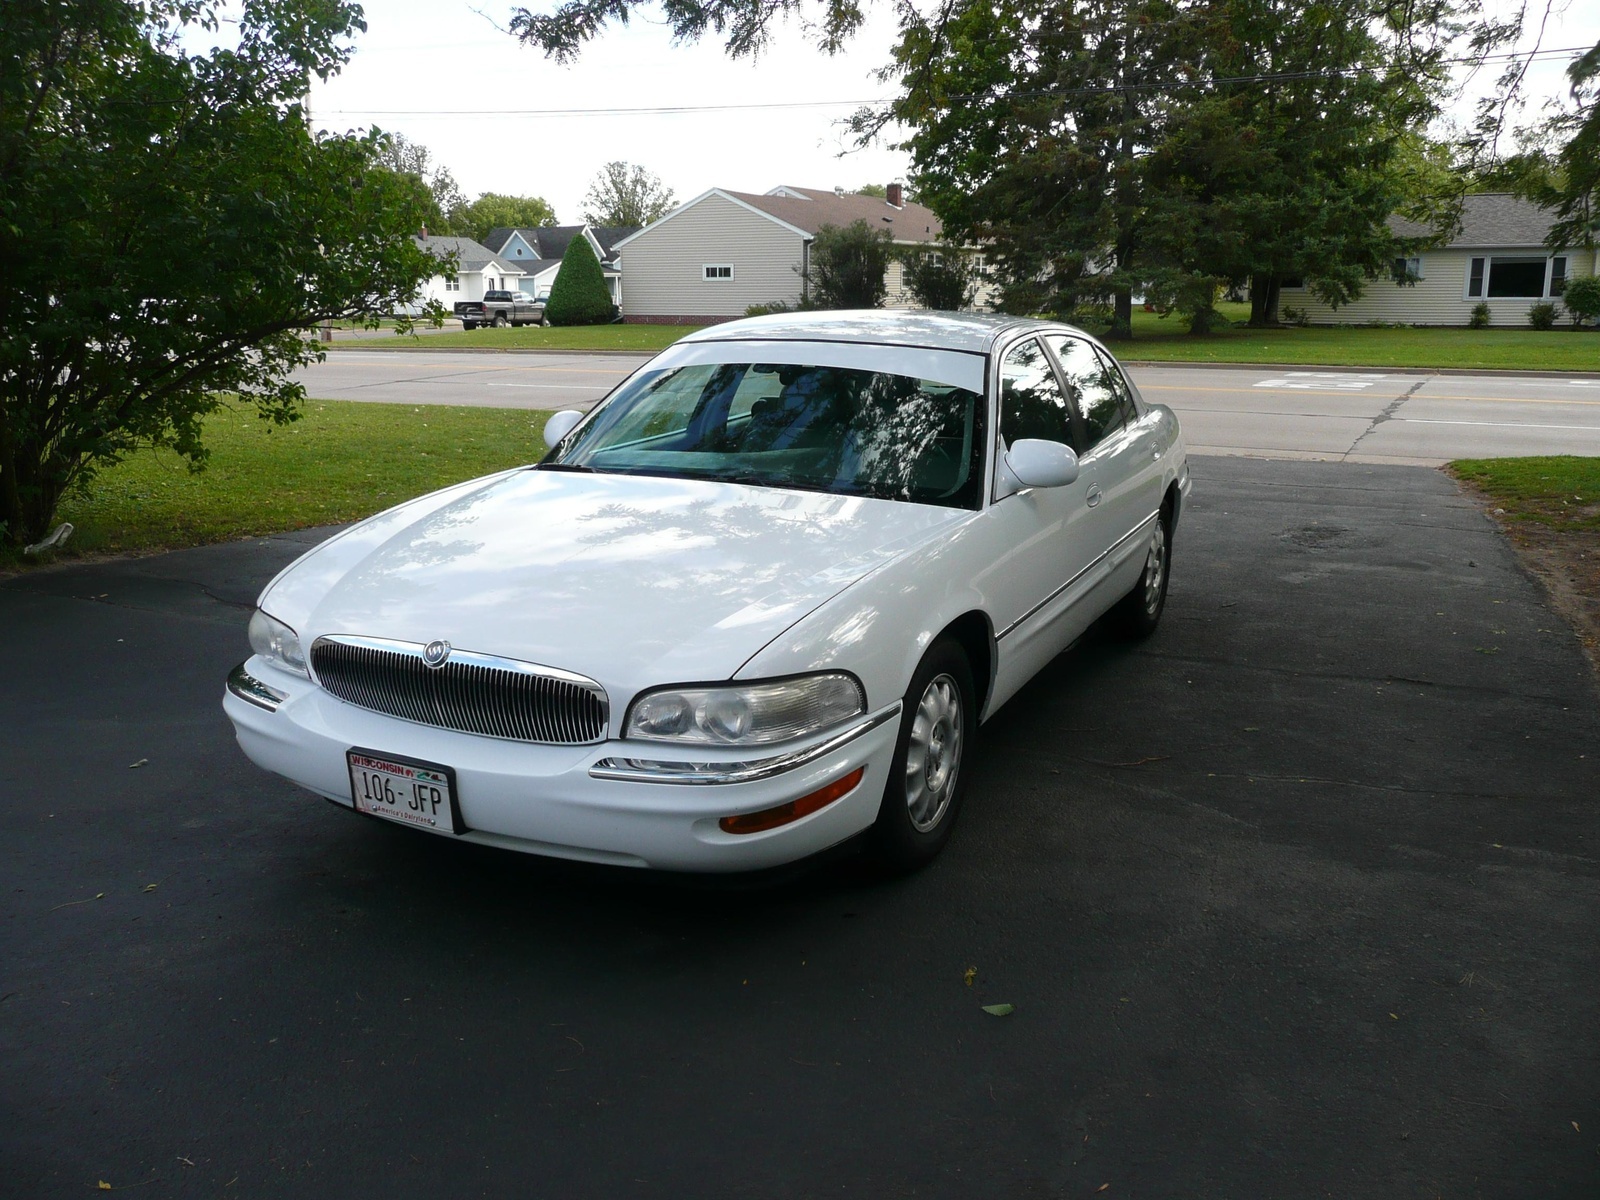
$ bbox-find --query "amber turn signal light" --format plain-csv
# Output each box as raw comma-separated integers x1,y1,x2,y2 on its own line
718,767,866,835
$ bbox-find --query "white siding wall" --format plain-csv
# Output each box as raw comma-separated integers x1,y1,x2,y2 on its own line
1281,248,1596,327
618,194,806,318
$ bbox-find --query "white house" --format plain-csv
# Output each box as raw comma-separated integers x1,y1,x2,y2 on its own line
411,235,526,309
481,225,637,306
1280,193,1598,327
614,185,980,323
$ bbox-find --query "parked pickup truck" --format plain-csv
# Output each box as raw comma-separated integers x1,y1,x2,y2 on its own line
454,290,547,330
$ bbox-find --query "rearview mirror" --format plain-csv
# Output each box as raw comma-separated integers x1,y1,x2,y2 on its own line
1002,438,1080,491
543,409,584,448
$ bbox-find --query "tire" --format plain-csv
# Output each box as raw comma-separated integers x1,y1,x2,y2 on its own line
539,316,550,328
462,321,477,331
492,313,508,328
1110,503,1172,638
872,638,976,871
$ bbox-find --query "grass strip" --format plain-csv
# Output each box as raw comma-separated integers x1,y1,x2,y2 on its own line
9,400,555,566
331,307,1600,371
1449,457,1600,529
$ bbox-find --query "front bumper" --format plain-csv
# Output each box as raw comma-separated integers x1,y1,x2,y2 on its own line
224,657,899,872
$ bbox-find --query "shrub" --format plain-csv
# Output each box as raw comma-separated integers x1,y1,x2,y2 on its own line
1280,305,1309,326
1562,276,1600,327
544,234,617,325
744,301,794,318
1528,302,1558,331
901,245,979,311
807,220,893,309
1468,301,1491,329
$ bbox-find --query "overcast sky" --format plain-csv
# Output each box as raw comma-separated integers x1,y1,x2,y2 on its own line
304,0,1600,228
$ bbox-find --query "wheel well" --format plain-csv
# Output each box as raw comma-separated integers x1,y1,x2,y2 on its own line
1164,479,1182,528
935,611,994,716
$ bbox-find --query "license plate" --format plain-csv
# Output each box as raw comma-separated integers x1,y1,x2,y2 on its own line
347,749,464,835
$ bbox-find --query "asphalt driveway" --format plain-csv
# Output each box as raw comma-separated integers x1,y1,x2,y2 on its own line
2,457,1596,1198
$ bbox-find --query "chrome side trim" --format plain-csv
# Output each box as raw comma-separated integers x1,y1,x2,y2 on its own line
589,704,901,785
227,662,287,712
995,510,1158,641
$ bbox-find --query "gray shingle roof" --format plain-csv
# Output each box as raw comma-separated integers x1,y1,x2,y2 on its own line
728,186,943,244
415,235,524,275
1390,193,1558,248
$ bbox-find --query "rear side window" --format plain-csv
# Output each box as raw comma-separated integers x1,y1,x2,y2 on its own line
1046,335,1127,451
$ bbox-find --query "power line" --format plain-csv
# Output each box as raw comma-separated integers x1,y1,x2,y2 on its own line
318,43,1593,118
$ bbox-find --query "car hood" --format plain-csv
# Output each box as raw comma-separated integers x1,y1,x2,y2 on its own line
274,469,967,700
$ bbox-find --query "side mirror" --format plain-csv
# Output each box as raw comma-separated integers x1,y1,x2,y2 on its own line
543,409,585,448
1000,439,1080,494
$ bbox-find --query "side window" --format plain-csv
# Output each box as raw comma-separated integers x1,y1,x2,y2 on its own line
1047,335,1125,450
999,339,1072,446
1093,347,1141,428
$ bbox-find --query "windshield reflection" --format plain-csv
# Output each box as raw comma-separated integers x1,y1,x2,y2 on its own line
544,362,987,510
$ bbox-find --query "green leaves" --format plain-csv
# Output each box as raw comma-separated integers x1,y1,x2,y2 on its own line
0,0,440,546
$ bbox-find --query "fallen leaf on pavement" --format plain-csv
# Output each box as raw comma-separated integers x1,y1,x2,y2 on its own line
963,967,976,987
128,759,148,769
981,1003,1015,1017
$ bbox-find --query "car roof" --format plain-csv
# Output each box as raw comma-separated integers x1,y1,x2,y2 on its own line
678,310,1089,357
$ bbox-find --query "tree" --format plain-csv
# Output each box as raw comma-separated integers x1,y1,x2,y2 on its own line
460,193,559,243
807,221,894,309
900,246,980,311
374,131,469,233
580,162,676,226
0,0,441,549
543,235,617,325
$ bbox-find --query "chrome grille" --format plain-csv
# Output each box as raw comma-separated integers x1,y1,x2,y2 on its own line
310,636,608,744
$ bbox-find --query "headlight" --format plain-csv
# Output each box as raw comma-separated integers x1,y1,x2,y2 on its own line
625,673,865,746
248,608,308,677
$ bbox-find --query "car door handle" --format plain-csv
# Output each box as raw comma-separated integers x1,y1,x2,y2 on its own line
1086,485,1103,508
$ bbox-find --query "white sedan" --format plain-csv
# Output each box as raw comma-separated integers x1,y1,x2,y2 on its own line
224,312,1190,872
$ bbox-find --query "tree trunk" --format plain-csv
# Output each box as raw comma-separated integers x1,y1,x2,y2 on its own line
1109,286,1134,339
1248,273,1282,327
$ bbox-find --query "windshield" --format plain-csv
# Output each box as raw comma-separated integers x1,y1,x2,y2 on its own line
544,361,987,508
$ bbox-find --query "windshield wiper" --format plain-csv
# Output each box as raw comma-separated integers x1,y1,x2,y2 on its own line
539,461,595,473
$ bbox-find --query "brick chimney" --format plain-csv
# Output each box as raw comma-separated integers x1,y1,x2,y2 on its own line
886,182,904,208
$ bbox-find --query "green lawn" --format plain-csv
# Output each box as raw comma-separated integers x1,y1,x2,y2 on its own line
331,308,1600,371
17,401,557,564
331,324,700,352
1449,456,1600,530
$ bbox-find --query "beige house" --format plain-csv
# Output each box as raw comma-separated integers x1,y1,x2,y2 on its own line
1280,194,1597,327
614,185,962,323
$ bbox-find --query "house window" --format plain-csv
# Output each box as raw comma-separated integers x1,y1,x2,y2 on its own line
445,275,460,291
1469,255,1565,300
703,264,733,281
1391,256,1423,284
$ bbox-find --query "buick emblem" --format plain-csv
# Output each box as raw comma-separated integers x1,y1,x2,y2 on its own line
422,639,452,669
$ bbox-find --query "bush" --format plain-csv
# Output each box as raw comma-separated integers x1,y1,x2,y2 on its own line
544,234,618,325
744,301,794,318
1528,302,1558,331
1468,301,1491,328
901,245,979,310
1280,305,1309,326
807,220,893,309
1562,276,1600,327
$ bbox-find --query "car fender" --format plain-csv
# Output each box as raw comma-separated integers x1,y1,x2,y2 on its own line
734,512,995,717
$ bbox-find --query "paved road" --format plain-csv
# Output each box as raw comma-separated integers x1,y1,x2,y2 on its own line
4,457,1597,1198
296,351,1600,464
